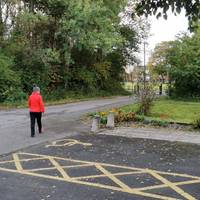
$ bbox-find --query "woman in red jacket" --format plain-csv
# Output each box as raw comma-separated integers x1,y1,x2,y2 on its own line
28,85,45,137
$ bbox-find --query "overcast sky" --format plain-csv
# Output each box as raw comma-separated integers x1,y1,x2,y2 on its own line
142,11,189,62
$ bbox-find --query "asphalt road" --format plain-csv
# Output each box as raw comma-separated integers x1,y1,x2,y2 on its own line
1,96,200,200
0,134,200,200
0,96,132,155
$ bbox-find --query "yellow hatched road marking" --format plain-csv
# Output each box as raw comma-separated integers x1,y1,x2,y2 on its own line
95,163,132,191
0,157,48,164
48,157,71,179
94,164,178,200
72,171,145,180
148,169,197,200
18,152,200,180
156,170,200,180
139,179,200,191
27,163,93,172
73,177,179,200
0,166,179,200
21,152,91,165
13,153,23,172
0,152,199,200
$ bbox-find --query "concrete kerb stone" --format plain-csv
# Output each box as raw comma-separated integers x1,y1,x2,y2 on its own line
99,127,200,145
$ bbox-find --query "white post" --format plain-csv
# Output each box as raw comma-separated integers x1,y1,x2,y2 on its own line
106,111,115,128
91,115,100,133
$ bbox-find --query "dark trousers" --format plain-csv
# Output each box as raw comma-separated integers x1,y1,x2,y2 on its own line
30,112,42,136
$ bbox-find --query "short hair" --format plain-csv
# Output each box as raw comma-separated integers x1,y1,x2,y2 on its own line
33,86,40,92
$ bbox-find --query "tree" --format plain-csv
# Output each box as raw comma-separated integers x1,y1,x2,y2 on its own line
0,0,148,102
148,24,200,97
148,41,174,83
169,30,200,97
135,0,200,29
0,52,23,102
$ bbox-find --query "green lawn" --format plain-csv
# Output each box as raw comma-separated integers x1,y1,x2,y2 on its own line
123,82,136,92
123,82,168,94
123,99,200,124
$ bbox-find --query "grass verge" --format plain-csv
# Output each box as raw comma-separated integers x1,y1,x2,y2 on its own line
122,98,200,124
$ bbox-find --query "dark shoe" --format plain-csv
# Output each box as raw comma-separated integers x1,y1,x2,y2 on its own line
31,135,35,137
39,128,44,134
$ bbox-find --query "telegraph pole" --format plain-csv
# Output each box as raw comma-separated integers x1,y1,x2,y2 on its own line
143,41,146,89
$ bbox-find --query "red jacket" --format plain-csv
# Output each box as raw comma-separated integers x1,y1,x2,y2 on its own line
28,92,45,112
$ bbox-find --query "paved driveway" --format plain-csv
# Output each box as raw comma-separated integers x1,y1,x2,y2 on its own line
0,134,200,200
0,96,132,155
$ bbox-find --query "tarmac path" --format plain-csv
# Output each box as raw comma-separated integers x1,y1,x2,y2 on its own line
0,134,200,200
0,96,132,155
1,96,200,199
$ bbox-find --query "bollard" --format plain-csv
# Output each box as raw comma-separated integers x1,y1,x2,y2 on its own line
91,115,100,133
106,111,115,128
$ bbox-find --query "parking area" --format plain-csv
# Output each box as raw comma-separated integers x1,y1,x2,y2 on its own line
0,134,200,200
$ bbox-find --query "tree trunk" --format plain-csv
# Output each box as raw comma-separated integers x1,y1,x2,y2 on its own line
0,0,4,39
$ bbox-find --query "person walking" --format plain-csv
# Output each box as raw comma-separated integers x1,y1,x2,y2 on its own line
28,85,45,137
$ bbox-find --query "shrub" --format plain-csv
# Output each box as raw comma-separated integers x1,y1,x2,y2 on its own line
192,117,200,129
151,119,169,127
114,109,135,123
100,116,107,124
0,53,23,102
137,83,156,115
134,115,169,127
4,88,27,103
93,109,135,124
134,115,145,122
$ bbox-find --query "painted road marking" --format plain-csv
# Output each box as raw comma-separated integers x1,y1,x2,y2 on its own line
12,153,23,172
148,169,197,200
45,139,92,148
48,157,71,179
0,152,199,200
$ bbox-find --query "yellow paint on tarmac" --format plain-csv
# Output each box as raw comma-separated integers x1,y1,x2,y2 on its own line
45,139,92,148
95,163,132,191
148,169,197,200
48,157,71,179
0,152,199,200
12,153,23,172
